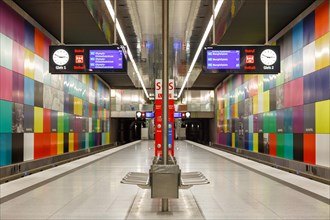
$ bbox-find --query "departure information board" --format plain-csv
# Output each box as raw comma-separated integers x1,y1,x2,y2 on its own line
203,45,280,74
49,45,127,74
89,50,123,69
207,50,240,69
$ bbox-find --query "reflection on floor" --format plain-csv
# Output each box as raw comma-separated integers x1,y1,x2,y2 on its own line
0,140,329,220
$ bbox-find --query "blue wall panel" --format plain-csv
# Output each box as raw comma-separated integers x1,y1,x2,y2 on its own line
303,12,315,46
284,108,293,133
0,133,12,166
24,21,34,52
24,77,34,106
292,49,303,80
304,72,316,104
292,21,303,52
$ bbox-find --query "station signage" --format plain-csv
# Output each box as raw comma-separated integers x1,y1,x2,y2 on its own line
49,45,127,74
137,111,190,119
203,45,280,74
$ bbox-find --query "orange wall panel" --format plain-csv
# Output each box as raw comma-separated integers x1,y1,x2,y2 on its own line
315,0,329,39
34,29,44,57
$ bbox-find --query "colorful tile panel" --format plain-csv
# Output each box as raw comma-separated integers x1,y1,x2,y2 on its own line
216,1,330,167
0,2,111,166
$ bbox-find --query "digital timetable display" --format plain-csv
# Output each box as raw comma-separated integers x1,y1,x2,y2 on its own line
89,50,123,69
49,45,127,74
203,45,280,74
207,50,240,69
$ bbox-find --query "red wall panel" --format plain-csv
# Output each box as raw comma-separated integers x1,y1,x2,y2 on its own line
74,133,79,151
43,108,51,132
303,133,316,164
269,133,277,156
34,133,51,159
50,133,57,156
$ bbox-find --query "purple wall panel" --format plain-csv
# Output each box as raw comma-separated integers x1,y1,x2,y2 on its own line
315,67,330,102
11,10,24,45
0,1,14,38
12,72,24,104
43,37,51,61
293,105,304,133
303,12,315,46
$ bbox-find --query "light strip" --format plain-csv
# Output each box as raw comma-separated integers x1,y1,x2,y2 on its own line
104,0,149,98
178,0,224,98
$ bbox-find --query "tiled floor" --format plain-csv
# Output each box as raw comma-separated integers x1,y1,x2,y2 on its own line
0,140,329,219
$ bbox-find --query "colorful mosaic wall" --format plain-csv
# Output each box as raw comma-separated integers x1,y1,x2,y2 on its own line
216,0,330,167
0,2,110,166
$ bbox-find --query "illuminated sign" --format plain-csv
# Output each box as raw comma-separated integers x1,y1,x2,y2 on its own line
174,112,182,118
145,112,155,118
207,50,240,69
49,45,127,74
174,112,190,118
203,45,280,74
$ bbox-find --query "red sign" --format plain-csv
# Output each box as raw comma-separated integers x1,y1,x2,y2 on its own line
246,55,254,64
154,79,175,157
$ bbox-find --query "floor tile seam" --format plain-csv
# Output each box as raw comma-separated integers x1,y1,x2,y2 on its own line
0,141,141,204
185,140,330,204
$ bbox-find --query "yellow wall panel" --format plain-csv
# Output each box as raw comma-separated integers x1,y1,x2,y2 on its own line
258,75,264,93
316,100,330,133
69,133,74,152
224,119,227,133
224,96,228,108
24,48,35,79
97,119,100,132
34,107,43,133
253,133,258,152
106,133,110,144
74,97,83,116
315,33,330,70
232,133,235,148
244,75,255,82
57,133,64,154
253,95,258,114
103,109,106,119
82,75,87,85
94,77,98,90
263,90,270,113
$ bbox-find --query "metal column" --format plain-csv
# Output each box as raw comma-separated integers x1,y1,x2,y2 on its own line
161,0,169,212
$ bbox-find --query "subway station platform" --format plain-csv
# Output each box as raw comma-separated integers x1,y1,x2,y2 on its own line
1,141,329,220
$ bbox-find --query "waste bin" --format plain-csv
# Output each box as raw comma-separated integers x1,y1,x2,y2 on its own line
150,164,180,198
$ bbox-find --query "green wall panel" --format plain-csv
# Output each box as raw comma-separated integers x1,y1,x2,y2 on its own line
276,134,284,158
284,133,294,159
0,100,12,132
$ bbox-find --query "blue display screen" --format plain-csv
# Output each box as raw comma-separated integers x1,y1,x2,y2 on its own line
145,112,154,118
174,112,182,118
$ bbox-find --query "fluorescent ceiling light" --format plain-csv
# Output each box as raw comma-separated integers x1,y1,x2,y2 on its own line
178,0,224,98
104,0,149,98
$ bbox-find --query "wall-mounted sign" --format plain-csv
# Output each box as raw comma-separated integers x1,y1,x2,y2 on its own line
203,45,280,74
174,111,190,118
49,45,127,74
